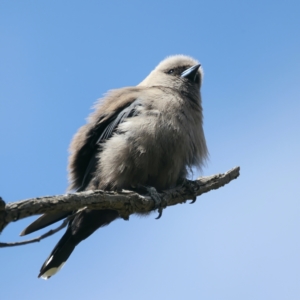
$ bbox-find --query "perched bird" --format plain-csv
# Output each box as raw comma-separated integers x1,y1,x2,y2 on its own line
21,55,208,279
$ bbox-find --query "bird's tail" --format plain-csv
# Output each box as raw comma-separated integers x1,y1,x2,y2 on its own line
38,209,119,279
38,226,76,279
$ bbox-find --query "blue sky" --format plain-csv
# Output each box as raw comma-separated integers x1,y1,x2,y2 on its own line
1,1,299,299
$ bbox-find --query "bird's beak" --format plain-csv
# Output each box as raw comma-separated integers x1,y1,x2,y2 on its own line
181,64,201,82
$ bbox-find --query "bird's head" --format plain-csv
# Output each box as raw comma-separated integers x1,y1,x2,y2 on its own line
138,55,203,93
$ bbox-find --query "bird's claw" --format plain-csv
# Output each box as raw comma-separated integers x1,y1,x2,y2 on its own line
146,187,165,219
190,196,197,204
155,206,163,220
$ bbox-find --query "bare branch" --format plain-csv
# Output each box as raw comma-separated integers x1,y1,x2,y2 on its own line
0,167,240,237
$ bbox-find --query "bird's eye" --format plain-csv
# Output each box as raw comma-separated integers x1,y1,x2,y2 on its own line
167,69,174,74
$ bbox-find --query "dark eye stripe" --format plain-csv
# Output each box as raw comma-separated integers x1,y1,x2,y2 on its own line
166,66,192,76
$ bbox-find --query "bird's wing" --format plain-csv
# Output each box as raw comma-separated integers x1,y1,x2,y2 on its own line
20,212,70,236
76,99,142,192
20,98,142,236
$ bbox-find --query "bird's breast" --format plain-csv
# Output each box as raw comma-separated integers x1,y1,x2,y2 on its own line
97,101,198,191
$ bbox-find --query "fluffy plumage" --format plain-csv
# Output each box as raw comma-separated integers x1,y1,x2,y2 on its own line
21,55,208,279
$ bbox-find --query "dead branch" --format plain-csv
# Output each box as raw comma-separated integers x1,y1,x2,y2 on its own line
0,167,240,244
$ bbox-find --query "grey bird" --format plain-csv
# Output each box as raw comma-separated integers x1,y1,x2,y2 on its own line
20,55,208,279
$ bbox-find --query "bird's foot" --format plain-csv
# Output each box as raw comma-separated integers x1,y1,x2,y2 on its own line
145,187,166,219
132,185,166,219
180,179,197,204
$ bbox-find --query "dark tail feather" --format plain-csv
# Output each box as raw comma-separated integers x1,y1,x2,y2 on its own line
20,211,71,236
38,226,76,279
38,209,119,279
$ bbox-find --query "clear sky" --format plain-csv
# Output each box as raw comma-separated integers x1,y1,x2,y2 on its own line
1,1,299,299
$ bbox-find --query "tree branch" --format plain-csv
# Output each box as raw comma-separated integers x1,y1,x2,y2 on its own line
0,167,240,240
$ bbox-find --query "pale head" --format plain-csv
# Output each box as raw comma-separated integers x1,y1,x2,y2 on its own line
138,55,203,91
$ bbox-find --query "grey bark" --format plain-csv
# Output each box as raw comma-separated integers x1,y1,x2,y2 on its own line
0,167,240,243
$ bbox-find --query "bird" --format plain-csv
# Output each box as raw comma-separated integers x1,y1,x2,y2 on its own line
20,54,208,279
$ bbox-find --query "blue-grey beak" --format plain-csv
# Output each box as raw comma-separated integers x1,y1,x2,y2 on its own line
181,64,201,82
